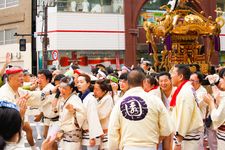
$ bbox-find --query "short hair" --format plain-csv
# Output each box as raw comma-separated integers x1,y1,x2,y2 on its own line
60,76,75,89
91,67,99,76
157,71,171,80
106,66,114,74
132,66,145,74
54,74,65,82
78,74,91,84
95,79,111,92
119,73,128,80
191,72,204,83
38,69,52,83
0,107,22,149
219,68,225,78
128,70,145,87
175,64,191,80
145,75,158,86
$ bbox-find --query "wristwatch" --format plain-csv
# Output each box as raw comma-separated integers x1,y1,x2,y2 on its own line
175,132,182,146
210,78,220,86
210,83,216,86
175,140,182,146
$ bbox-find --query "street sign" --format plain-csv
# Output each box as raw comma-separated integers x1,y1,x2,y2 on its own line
52,50,58,60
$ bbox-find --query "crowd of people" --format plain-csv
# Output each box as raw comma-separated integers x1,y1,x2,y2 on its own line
0,53,225,150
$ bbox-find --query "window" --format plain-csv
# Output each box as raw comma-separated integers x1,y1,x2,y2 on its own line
6,0,19,7
0,0,5,8
57,0,124,14
0,0,19,9
0,31,4,45
0,29,17,45
138,0,169,26
5,28,16,44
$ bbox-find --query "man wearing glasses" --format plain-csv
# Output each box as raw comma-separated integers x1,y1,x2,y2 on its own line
190,72,210,150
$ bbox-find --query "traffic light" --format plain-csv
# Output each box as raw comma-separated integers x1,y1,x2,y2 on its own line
19,39,26,51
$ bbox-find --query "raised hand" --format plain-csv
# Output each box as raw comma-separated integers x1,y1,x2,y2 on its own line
52,98,58,108
17,94,29,118
5,52,11,65
41,135,57,150
111,82,118,93
203,94,214,105
65,104,75,114
56,131,63,141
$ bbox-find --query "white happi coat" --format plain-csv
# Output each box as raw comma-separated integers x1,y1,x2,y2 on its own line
210,91,225,150
108,87,173,150
0,82,43,107
97,93,114,130
82,92,103,145
195,85,208,119
149,87,176,109
39,83,58,119
58,94,85,132
171,81,203,150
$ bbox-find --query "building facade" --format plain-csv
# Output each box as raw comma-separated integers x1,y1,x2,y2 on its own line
0,0,33,72
36,0,223,72
36,0,125,72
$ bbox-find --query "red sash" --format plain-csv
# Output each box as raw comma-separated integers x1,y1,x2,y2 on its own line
151,86,158,91
218,125,225,131
170,80,188,107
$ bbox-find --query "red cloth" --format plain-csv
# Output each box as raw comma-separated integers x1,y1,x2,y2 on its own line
74,69,81,75
151,86,158,90
170,80,189,107
5,67,23,75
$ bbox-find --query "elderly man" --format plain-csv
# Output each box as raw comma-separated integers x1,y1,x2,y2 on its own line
0,67,51,106
0,67,52,149
170,64,203,150
108,70,173,150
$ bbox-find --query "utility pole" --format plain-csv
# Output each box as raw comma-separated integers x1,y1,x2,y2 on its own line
42,3,48,69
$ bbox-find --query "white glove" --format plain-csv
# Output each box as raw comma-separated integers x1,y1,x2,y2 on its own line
205,74,220,85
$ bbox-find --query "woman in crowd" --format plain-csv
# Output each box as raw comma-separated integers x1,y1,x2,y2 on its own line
55,76,85,149
77,74,103,150
94,79,114,150
0,101,23,150
112,73,129,104
143,74,158,92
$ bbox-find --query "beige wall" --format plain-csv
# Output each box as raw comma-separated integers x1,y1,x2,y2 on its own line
0,0,32,72
0,0,32,42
